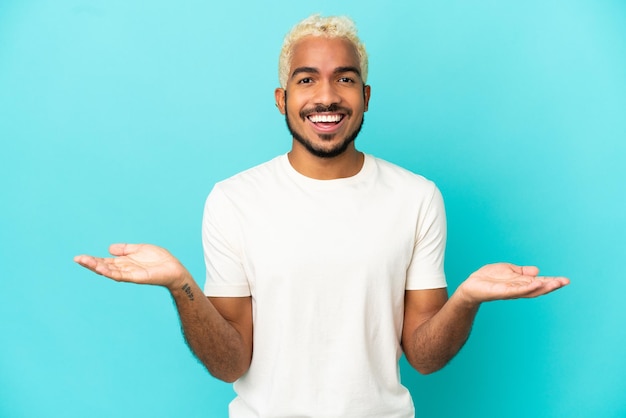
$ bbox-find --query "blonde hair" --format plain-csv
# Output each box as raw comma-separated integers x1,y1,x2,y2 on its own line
278,14,369,88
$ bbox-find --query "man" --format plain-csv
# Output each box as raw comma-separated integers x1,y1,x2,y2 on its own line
74,14,569,417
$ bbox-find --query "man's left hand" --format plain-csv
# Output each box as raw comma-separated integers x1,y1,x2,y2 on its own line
456,263,570,308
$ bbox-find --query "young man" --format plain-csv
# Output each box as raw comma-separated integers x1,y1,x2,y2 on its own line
75,15,569,418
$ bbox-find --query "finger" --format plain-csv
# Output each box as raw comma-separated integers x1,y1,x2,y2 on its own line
519,277,570,298
542,276,570,285
109,243,141,256
92,259,132,281
521,265,539,276
545,276,570,288
74,255,121,279
508,279,544,296
533,276,570,288
74,255,99,270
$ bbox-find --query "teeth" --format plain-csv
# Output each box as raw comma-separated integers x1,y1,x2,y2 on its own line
308,114,342,123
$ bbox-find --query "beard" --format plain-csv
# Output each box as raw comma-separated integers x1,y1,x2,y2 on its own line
284,94,365,159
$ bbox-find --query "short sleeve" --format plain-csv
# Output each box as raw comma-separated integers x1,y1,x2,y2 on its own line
202,184,251,297
405,184,447,290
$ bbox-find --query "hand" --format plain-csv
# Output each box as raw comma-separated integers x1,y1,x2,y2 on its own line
456,263,570,307
74,243,190,289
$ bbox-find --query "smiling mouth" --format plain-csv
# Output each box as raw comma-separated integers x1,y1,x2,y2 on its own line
307,113,344,124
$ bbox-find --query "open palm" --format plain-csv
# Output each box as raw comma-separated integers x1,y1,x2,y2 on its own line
458,263,570,305
74,243,188,289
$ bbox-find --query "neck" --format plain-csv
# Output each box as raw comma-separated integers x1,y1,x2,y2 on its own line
287,141,364,180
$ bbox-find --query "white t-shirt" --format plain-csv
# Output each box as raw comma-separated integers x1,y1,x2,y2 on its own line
203,154,447,418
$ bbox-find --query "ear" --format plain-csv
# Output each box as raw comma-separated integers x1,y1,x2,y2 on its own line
363,85,371,112
274,88,286,115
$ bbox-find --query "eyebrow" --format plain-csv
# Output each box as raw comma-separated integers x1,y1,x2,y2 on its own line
334,66,361,77
290,66,362,79
291,67,319,78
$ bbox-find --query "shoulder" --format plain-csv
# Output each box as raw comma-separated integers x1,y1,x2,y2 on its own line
220,155,284,186
210,155,285,198
368,155,439,195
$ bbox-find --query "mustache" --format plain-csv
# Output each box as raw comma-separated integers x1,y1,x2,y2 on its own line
300,104,352,119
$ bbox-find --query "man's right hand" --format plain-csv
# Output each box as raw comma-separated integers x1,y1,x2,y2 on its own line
74,243,189,289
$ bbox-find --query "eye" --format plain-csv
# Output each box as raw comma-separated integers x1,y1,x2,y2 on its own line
338,77,355,83
297,77,314,84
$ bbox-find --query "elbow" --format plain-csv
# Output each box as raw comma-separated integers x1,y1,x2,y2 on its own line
218,373,242,384
405,355,446,375
197,342,252,383
413,363,444,375
205,356,251,383
209,366,247,383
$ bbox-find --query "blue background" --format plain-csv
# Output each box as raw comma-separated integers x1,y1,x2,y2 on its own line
1,1,625,417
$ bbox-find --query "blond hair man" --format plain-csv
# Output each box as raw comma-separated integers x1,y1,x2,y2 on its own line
75,15,569,417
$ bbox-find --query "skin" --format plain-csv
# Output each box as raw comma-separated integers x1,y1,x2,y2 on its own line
275,36,370,180
75,244,252,383
74,36,570,382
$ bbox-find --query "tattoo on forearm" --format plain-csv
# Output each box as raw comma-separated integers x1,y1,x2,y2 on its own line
182,283,195,301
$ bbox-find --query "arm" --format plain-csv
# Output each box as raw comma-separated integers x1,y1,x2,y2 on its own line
74,243,253,382
170,280,252,383
402,263,570,375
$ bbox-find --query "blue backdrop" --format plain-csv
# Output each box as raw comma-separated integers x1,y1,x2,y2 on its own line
1,1,625,417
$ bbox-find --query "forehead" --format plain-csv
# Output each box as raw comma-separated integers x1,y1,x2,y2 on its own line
289,36,360,73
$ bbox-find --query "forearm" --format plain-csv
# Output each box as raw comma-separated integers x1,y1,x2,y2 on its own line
403,262,570,374
169,276,251,382
74,244,252,381
404,291,479,374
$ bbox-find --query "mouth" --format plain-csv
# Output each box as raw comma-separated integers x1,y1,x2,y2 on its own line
306,113,346,133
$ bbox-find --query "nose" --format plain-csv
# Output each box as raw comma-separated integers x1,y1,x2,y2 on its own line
314,80,341,106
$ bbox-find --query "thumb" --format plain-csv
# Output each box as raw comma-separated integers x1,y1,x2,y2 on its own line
109,243,141,256
521,265,540,277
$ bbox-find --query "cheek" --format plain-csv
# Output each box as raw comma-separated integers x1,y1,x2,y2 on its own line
286,99,306,119
354,93,367,109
